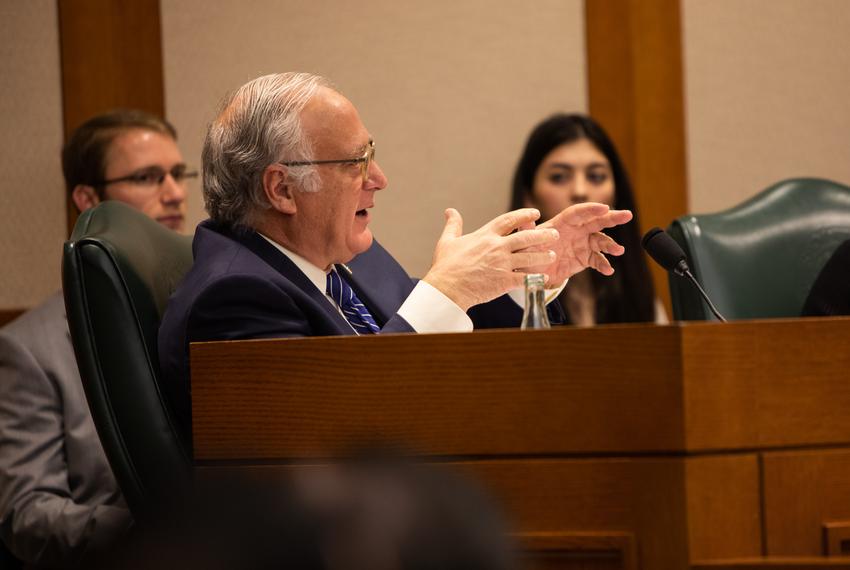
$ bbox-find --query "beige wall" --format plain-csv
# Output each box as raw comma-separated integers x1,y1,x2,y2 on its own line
161,0,587,276
6,2,850,309
682,0,850,214
0,2,65,309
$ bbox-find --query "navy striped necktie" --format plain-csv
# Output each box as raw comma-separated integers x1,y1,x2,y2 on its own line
326,268,381,334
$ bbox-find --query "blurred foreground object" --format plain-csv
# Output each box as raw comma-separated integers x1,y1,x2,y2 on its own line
101,456,517,570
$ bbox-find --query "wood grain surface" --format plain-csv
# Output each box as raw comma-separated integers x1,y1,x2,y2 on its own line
685,454,762,560
762,448,850,556
585,0,689,315
191,324,685,460
191,318,850,568
58,0,165,234
191,318,850,460
682,317,850,450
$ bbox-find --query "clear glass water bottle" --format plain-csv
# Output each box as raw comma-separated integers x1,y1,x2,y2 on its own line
520,273,551,330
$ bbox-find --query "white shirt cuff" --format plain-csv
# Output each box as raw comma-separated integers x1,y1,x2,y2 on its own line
507,278,568,309
397,281,473,333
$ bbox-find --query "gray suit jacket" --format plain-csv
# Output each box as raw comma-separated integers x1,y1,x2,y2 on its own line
0,292,132,567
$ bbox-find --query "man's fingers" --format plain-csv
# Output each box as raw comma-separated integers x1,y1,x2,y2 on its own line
438,208,464,242
485,208,541,235
610,209,633,225
552,202,610,225
584,209,633,233
505,270,549,290
507,272,531,290
570,208,633,234
506,227,559,251
544,203,632,232
592,232,625,256
511,250,556,270
589,251,615,275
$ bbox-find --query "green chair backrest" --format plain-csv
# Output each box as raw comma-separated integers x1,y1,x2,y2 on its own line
668,178,850,321
62,201,194,519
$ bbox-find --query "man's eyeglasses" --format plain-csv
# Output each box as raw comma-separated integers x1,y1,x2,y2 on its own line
94,165,198,188
280,140,375,181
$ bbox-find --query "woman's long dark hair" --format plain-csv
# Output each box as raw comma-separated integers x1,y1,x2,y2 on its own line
511,114,655,324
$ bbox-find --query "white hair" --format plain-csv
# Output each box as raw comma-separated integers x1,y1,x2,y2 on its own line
202,72,331,226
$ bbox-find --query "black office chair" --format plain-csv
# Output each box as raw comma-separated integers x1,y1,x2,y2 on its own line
62,202,194,520
667,177,850,321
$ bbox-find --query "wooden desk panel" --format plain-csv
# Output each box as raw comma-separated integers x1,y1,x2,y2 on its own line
762,448,850,556
682,318,850,451
685,454,762,560
191,318,850,569
191,325,686,460
192,318,850,460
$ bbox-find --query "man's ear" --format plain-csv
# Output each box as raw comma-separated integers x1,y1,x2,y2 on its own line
71,185,101,212
262,164,297,215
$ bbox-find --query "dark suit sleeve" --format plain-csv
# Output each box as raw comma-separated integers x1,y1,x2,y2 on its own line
467,294,523,329
378,314,416,334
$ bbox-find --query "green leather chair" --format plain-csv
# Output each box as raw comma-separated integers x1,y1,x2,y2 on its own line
62,202,194,520
667,178,850,321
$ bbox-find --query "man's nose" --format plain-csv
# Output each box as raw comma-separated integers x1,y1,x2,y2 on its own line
161,173,187,205
367,160,388,191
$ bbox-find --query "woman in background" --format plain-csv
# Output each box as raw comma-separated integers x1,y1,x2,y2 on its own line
511,113,663,325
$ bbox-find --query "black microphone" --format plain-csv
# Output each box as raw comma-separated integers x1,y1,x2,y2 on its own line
642,227,727,322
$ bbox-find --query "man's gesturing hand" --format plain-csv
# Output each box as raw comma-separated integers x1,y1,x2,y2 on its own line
532,202,633,284
423,208,560,311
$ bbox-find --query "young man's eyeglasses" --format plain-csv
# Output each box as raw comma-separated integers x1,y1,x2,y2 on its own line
94,165,198,188
280,140,375,181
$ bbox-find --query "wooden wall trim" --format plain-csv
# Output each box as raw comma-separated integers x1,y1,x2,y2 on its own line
57,0,165,234
585,0,689,313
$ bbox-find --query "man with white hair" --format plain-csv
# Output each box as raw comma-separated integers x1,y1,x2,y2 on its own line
158,72,632,437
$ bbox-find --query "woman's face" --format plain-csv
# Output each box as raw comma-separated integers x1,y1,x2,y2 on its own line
530,138,615,219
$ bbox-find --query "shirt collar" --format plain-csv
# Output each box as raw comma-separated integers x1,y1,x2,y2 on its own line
257,232,328,294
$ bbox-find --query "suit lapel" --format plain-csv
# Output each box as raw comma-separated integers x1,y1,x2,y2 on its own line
344,240,416,326
226,226,355,333
212,223,414,331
